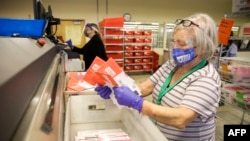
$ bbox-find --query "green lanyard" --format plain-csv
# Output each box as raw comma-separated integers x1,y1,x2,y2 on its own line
157,60,207,105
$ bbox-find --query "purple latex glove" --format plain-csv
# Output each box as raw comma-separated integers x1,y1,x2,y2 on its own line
113,86,144,113
65,39,73,49
95,85,112,99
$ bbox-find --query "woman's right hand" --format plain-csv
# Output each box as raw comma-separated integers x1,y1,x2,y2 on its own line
94,85,112,99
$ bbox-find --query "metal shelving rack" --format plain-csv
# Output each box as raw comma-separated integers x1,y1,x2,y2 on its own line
101,26,125,67
124,22,163,48
213,10,250,140
216,57,250,141
218,57,250,120
100,22,162,73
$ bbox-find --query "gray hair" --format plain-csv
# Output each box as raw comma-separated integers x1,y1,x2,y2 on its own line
173,13,218,60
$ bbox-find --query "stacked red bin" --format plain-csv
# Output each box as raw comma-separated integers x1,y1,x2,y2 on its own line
152,51,159,72
123,30,154,72
99,17,124,68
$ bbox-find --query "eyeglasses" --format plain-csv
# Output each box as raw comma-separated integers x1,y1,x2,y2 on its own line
175,19,199,27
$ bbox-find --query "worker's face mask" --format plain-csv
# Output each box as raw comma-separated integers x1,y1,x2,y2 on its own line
172,47,196,66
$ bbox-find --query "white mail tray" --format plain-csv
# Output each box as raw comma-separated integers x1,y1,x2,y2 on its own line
64,95,168,141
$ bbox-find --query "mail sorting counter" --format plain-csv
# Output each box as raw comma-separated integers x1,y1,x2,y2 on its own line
0,37,168,141
0,37,65,141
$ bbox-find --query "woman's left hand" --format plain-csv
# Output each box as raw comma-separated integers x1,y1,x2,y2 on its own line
113,86,144,113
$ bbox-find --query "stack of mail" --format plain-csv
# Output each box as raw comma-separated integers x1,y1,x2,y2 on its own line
83,56,141,95
66,72,94,91
75,129,133,141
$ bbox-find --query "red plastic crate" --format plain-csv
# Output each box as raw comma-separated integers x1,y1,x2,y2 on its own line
134,31,143,35
134,65,143,70
144,38,152,43
134,52,144,56
125,46,133,50
143,30,152,36
124,38,133,43
125,65,134,70
152,51,159,59
107,53,123,59
144,51,153,56
125,30,134,35
125,58,134,64
143,46,152,50
153,60,159,72
105,45,123,51
134,46,143,50
134,38,144,43
142,58,152,63
152,51,159,72
103,38,123,44
103,29,123,35
99,17,124,27
143,64,152,70
134,58,143,63
117,62,123,67
124,52,133,57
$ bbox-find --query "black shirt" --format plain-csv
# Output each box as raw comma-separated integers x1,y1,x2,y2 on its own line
72,34,108,70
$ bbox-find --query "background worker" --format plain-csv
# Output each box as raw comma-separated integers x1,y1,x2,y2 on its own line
71,23,108,70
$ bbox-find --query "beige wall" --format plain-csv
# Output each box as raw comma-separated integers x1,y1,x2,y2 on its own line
1,0,249,63
1,0,249,24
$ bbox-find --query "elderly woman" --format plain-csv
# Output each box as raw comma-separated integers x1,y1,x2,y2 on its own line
95,13,221,141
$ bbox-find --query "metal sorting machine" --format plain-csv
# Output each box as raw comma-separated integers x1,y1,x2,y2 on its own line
0,37,168,141
0,37,65,141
